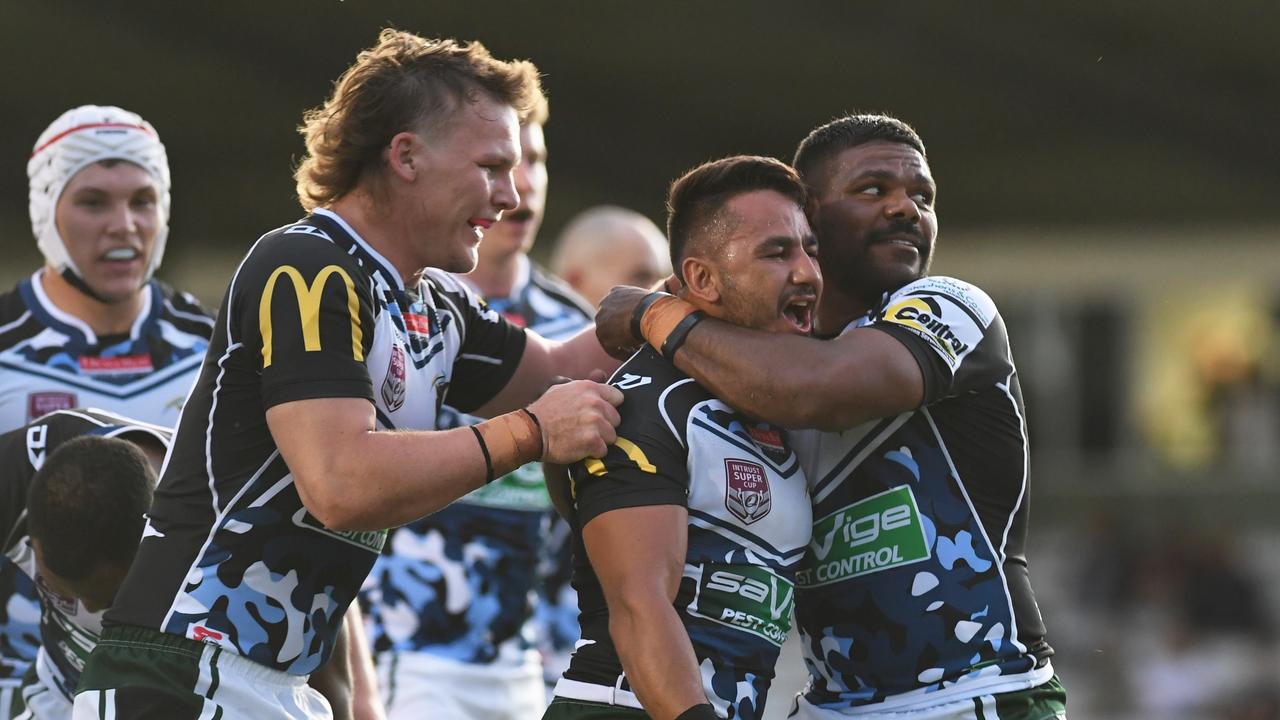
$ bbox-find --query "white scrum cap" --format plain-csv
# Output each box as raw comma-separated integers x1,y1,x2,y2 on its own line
27,105,171,281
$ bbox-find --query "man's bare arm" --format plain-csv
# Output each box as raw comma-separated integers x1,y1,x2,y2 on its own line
268,379,621,531
583,505,706,720
670,322,923,431
595,287,922,431
473,326,620,417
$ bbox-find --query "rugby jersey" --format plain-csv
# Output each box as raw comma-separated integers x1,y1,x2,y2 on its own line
103,208,527,675
361,255,592,668
0,275,210,682
792,276,1055,712
557,347,810,720
0,409,169,701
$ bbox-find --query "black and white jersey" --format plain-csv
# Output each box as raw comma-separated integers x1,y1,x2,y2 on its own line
0,409,169,701
793,276,1054,711
104,208,527,676
0,273,213,432
0,274,210,682
557,348,810,720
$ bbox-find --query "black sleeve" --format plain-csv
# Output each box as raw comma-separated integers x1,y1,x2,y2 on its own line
231,232,377,409
426,270,528,413
571,356,690,526
868,276,1013,404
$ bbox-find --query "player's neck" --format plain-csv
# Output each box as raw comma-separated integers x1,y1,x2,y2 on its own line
328,192,418,287
39,268,146,337
815,284,871,336
466,252,524,299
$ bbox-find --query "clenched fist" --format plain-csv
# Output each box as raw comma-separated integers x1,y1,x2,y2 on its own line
528,379,624,463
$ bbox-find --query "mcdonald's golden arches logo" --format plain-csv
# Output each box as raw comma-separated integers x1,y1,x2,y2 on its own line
259,265,364,368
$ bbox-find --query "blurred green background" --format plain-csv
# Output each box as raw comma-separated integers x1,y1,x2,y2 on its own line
3,3,1279,718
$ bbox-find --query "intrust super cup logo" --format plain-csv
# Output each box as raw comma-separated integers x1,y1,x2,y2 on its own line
725,459,771,525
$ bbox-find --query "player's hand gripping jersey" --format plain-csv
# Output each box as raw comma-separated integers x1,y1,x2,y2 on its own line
103,209,526,675
792,277,1054,711
559,347,811,720
0,409,169,709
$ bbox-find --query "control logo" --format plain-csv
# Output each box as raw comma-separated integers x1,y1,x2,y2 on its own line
797,484,930,587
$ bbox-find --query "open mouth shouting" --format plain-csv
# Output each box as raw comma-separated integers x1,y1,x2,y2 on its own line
780,293,817,334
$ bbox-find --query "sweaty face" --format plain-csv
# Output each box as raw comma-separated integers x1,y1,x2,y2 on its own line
811,140,937,307
54,161,161,303
479,121,547,263
31,539,128,615
405,95,521,274
702,190,822,336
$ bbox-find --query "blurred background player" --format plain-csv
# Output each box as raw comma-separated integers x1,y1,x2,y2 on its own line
550,205,670,309
0,105,213,717
359,90,594,718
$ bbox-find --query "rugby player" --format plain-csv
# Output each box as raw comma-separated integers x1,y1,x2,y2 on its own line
550,205,671,308
545,156,819,720
1,410,166,719
359,91,596,718
72,30,622,719
0,105,213,717
600,115,1066,719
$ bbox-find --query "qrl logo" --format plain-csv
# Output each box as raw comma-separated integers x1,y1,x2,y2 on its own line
725,459,771,524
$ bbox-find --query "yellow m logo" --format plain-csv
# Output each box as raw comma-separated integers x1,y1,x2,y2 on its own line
259,265,364,368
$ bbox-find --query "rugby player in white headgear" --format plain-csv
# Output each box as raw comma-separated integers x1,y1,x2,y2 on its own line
27,104,171,310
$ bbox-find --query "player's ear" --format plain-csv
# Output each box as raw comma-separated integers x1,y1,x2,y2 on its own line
385,131,421,182
680,256,719,304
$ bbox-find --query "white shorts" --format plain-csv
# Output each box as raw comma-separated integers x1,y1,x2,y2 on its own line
13,647,73,720
377,650,547,720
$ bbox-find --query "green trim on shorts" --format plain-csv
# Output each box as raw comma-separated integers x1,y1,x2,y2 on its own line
75,624,219,720
543,696,652,719
979,675,1067,720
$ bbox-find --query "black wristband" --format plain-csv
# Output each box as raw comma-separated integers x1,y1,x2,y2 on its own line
630,291,668,343
660,310,705,360
674,704,718,720
469,425,494,484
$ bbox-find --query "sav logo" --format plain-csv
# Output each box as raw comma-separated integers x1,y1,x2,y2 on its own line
725,459,771,524
381,342,406,411
259,265,364,368
28,392,75,421
797,484,930,587
694,564,794,645
882,297,970,362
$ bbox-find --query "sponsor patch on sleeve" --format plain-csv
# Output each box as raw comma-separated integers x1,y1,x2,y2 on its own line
877,277,993,374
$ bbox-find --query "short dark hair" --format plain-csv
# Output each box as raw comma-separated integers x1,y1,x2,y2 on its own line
792,114,926,188
27,436,156,580
666,155,807,279
295,29,545,210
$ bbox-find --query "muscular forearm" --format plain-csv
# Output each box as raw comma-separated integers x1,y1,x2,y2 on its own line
294,424,488,531
310,614,354,720
610,598,707,720
673,321,834,428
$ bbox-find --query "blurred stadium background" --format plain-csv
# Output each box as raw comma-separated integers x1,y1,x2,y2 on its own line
3,2,1278,718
